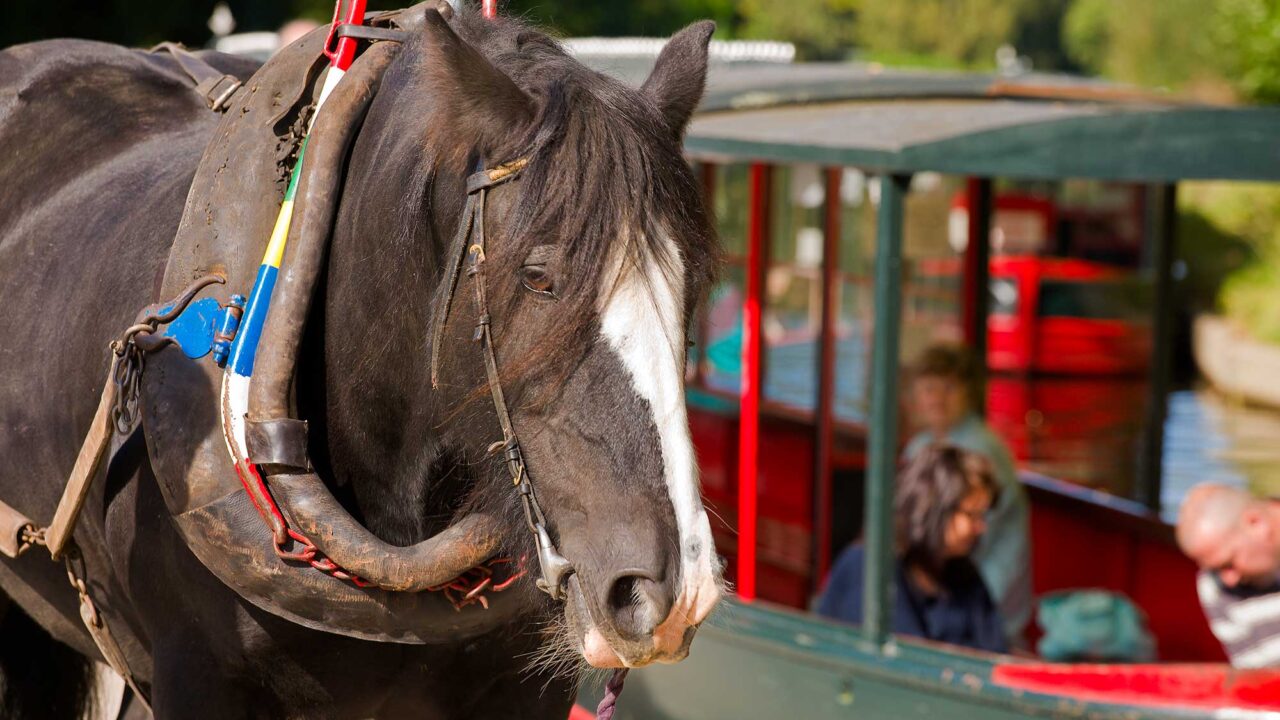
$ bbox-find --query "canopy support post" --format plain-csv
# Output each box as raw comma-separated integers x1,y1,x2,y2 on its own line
962,177,993,416
811,167,841,594
1137,182,1177,512
864,173,909,646
737,163,770,601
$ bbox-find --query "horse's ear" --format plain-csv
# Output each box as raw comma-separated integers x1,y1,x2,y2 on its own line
641,20,715,137
421,8,534,154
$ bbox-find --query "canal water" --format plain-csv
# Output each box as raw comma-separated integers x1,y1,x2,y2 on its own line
1162,387,1280,521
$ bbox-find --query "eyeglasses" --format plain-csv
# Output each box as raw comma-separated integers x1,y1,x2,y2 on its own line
954,506,989,523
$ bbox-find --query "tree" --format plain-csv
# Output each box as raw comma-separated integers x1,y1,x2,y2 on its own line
1062,0,1219,90
1011,0,1078,73
737,0,859,61
854,0,1034,69
1213,0,1280,103
497,0,736,38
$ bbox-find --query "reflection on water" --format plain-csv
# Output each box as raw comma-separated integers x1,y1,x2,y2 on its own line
1163,389,1280,521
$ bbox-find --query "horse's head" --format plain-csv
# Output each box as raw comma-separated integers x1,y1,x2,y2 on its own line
319,8,723,668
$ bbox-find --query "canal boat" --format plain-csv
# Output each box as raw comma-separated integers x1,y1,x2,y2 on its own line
573,59,1280,718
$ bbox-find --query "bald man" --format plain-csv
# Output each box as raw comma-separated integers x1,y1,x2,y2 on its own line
1177,483,1280,667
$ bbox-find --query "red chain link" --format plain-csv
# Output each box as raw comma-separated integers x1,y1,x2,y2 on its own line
427,556,528,610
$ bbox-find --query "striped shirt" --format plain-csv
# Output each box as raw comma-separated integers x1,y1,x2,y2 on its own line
1197,571,1280,668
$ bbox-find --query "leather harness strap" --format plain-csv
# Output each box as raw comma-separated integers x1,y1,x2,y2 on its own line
0,274,221,709
150,42,244,112
44,356,120,560
332,23,410,45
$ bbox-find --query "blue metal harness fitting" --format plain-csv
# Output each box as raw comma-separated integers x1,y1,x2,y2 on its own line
212,294,247,367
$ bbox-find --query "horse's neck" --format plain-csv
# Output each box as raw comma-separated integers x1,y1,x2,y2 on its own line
317,158,465,545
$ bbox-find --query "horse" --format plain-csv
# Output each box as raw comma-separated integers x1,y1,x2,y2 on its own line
0,4,723,717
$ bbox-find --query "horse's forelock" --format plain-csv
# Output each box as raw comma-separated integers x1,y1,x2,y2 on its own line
400,7,717,392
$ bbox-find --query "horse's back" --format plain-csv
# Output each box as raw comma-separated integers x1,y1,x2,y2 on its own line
0,40,256,239
0,40,252,518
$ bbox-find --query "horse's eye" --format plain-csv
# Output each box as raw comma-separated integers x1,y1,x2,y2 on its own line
520,265,555,297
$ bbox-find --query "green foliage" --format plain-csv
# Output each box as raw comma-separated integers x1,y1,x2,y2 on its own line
498,0,736,38
1182,183,1280,341
1213,0,1280,103
1011,0,1078,73
1061,0,1108,73
5,0,224,48
1063,0,1225,91
737,0,859,61
1175,208,1253,314
854,0,1032,69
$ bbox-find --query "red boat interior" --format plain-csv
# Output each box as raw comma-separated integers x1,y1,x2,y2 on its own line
687,400,1227,662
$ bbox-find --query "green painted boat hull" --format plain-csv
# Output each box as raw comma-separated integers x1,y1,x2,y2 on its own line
581,599,1203,720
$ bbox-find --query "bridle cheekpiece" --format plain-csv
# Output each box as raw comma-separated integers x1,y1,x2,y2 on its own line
429,157,575,601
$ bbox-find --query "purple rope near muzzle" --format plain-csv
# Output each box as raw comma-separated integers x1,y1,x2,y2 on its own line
595,668,629,720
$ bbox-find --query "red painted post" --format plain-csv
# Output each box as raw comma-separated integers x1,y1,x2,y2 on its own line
325,0,368,70
483,0,497,19
812,167,841,591
962,177,992,414
737,163,768,601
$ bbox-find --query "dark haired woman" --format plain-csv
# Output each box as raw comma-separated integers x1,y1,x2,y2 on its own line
817,446,1007,653
906,343,1031,646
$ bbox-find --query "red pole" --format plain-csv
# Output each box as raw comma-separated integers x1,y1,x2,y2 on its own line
483,0,498,19
325,0,368,70
738,163,768,602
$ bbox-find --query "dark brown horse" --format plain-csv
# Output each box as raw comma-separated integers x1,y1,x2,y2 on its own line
0,5,722,717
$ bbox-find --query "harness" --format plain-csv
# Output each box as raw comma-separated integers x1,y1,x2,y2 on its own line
0,7,630,714
432,158,575,601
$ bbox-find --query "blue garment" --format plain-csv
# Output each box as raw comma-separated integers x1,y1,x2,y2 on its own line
904,414,1032,644
817,544,1007,654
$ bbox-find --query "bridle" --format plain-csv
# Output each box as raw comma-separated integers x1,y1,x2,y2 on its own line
429,157,574,601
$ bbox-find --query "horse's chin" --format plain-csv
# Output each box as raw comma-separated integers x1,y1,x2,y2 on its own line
582,626,627,668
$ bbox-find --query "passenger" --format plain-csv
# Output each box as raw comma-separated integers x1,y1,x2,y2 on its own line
904,343,1032,646
818,445,1007,653
1177,483,1280,668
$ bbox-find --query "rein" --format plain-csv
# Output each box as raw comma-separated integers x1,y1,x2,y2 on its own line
431,158,575,601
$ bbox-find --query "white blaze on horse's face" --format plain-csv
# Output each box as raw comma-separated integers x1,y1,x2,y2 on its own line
597,230,722,660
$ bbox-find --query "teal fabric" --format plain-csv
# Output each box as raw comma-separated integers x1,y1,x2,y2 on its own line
1036,590,1156,662
904,414,1033,644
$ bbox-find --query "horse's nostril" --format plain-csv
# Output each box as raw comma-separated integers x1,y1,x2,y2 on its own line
605,573,668,640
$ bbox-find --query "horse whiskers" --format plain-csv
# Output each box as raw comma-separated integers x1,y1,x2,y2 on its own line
518,615,590,692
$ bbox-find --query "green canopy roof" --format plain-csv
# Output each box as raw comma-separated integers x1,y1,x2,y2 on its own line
676,64,1280,182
